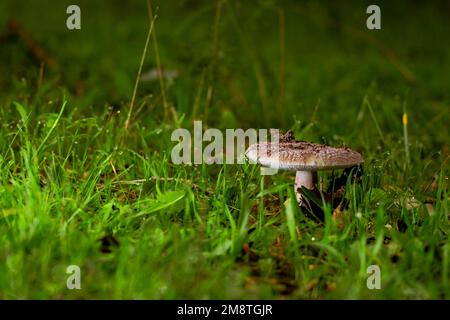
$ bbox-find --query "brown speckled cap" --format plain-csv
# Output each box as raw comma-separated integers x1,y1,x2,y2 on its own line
246,141,364,171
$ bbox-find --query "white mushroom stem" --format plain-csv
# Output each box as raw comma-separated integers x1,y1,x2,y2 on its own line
294,171,317,205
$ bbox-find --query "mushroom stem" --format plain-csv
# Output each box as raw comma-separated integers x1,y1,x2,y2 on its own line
294,171,317,205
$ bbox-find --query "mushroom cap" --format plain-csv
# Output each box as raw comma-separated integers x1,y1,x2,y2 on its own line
246,141,364,171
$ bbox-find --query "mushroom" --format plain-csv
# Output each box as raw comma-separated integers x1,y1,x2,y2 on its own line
246,139,364,206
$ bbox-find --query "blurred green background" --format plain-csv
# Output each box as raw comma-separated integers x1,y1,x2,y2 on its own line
1,1,448,141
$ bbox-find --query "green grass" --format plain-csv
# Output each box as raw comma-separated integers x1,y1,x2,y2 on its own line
0,0,449,299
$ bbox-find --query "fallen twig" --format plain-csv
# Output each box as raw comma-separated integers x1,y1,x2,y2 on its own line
5,19,58,69
112,177,178,185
